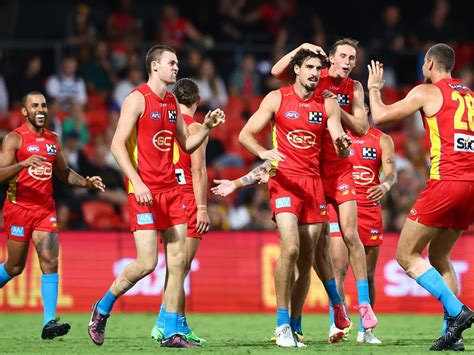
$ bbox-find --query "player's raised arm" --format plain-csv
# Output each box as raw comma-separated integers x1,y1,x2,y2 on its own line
0,132,46,183
271,43,327,82
52,134,105,192
367,133,397,201
325,97,351,158
239,90,285,162
111,91,151,204
368,60,440,124
211,161,271,197
188,122,210,234
341,81,369,136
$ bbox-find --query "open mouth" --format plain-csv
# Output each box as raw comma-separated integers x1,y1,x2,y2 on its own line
36,113,45,119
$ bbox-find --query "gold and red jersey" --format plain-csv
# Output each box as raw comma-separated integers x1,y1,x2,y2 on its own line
271,85,328,177
173,113,197,194
125,84,179,194
423,78,474,181
348,127,383,206
7,123,58,208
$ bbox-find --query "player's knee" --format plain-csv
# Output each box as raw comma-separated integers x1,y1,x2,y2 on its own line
281,245,299,263
39,256,58,274
7,264,25,277
137,258,158,277
341,227,359,245
396,249,409,270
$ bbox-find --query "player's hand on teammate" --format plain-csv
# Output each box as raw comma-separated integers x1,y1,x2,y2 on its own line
86,176,106,192
300,43,327,58
258,149,285,162
211,179,236,197
255,161,271,184
367,183,389,201
20,154,46,168
322,90,337,100
367,60,385,91
133,180,153,205
335,133,352,151
196,209,210,234
204,108,225,129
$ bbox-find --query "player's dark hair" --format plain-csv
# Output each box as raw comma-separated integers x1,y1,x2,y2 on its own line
22,91,45,107
145,45,176,75
330,38,359,56
173,78,200,108
426,43,455,73
289,49,327,82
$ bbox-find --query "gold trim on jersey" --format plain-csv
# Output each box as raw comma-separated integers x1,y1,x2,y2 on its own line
426,116,441,180
172,141,179,165
270,118,278,177
125,125,139,192
7,174,19,203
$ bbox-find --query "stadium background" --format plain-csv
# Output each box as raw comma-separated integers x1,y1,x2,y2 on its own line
0,0,473,315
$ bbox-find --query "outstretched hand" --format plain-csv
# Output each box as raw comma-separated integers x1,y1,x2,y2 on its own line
211,179,236,197
204,108,226,129
335,134,352,151
367,60,385,91
86,176,106,192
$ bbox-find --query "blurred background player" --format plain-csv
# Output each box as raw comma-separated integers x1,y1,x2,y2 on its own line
368,43,474,351
272,40,378,340
0,91,105,340
87,45,224,348
239,48,351,348
151,78,210,345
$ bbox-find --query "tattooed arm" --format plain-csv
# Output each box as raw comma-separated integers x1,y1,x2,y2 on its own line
367,133,397,201
211,161,271,197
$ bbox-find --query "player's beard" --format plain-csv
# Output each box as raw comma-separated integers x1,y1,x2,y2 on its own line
27,111,47,129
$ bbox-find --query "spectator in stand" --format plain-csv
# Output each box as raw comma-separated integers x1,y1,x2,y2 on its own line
157,3,206,51
46,55,87,110
459,63,473,87
113,66,144,106
10,56,44,108
179,48,203,79
216,0,245,43
62,102,89,148
229,53,262,97
45,98,63,140
83,41,117,100
193,58,228,112
0,74,8,119
66,3,96,63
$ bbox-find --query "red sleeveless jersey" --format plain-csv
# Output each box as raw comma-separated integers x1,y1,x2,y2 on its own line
317,68,354,174
125,84,179,193
271,85,328,177
173,113,197,194
7,123,58,208
348,127,383,206
423,78,474,181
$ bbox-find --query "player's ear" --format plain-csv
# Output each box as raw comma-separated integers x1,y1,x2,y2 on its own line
21,107,28,117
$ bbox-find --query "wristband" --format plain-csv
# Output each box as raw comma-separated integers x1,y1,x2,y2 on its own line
233,179,243,189
382,182,391,191
197,205,207,211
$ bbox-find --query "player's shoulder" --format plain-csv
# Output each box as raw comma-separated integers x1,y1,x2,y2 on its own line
2,130,22,149
352,80,364,91
261,89,282,108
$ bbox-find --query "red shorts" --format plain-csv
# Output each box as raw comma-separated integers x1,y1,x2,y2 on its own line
268,173,328,224
128,187,188,232
182,192,200,239
328,203,383,246
407,180,474,230
322,169,356,206
3,200,58,242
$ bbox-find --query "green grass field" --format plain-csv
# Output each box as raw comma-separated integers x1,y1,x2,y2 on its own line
0,313,473,354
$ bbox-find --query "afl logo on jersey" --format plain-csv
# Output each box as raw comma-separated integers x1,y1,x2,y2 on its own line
27,145,40,153
28,162,53,181
286,130,317,149
284,111,300,120
152,130,174,151
150,112,161,120
352,166,375,185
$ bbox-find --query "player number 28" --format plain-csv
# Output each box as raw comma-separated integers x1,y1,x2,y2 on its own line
452,91,474,132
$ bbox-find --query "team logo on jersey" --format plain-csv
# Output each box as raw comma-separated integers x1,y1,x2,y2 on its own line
152,130,174,151
370,229,380,235
448,83,469,91
309,111,323,124
410,208,417,216
46,144,57,155
454,133,474,153
352,166,375,185
284,111,300,119
168,110,177,123
286,130,317,149
338,184,349,191
349,148,355,156
28,162,53,181
137,213,154,225
275,197,291,208
362,147,377,160
150,112,161,120
337,94,350,106
27,145,40,153
11,225,24,237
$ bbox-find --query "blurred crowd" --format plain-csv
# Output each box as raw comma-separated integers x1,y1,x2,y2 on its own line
0,0,472,231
